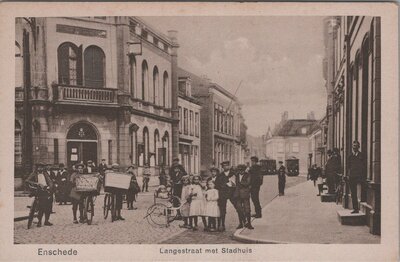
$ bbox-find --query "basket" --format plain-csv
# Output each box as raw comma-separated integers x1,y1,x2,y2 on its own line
75,174,101,193
104,172,132,190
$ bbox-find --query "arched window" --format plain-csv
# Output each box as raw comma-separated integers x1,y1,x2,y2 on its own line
141,60,149,101
84,45,105,88
154,129,160,166
153,66,159,105
163,71,169,107
143,127,149,166
162,131,169,166
129,57,137,97
15,42,23,88
129,124,138,165
15,120,22,165
58,42,82,86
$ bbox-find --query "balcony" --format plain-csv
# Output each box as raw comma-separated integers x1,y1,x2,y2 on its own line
53,84,118,107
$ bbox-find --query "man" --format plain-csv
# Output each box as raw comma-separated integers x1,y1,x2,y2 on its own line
84,160,97,174
234,164,254,229
69,163,86,223
169,158,187,209
332,148,343,190
25,162,54,227
214,161,236,232
207,167,219,184
346,141,364,214
56,163,69,205
98,159,108,175
325,150,341,194
142,165,151,192
249,156,263,218
277,161,286,196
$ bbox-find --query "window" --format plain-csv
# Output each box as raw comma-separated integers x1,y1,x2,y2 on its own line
162,131,169,165
54,139,59,164
58,42,82,86
178,106,182,134
129,56,137,97
84,45,105,88
129,125,138,165
214,104,218,131
154,129,159,166
301,127,307,134
184,109,188,135
292,142,299,153
141,60,149,101
163,72,168,107
15,42,23,88
190,110,194,136
141,29,148,40
195,112,199,137
15,121,22,166
143,127,149,166
108,140,112,165
152,66,159,104
278,142,284,153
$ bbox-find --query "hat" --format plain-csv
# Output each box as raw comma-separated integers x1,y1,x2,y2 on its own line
250,156,259,162
182,175,190,182
173,158,180,162
87,160,93,163
209,167,219,172
111,163,119,169
35,162,46,167
236,164,247,171
101,158,106,161
192,175,200,180
278,161,283,164
221,161,230,166
75,163,85,169
352,141,360,146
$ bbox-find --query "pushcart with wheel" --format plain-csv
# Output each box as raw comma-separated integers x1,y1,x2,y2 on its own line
75,174,101,225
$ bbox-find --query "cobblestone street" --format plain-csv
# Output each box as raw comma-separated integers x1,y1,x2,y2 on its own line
14,176,305,244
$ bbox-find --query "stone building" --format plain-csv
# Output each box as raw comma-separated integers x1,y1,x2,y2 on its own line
178,68,247,176
265,112,318,175
15,16,180,177
323,16,381,234
178,76,201,175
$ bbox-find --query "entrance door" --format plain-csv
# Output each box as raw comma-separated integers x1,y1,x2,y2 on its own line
67,141,98,169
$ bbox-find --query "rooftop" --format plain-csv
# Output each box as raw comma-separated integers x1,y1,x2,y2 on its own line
273,119,318,137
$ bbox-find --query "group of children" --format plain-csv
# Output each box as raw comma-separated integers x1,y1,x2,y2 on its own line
180,175,220,232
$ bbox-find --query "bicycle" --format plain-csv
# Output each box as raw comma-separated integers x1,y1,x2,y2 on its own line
80,192,97,225
26,181,50,229
335,175,346,205
103,192,117,222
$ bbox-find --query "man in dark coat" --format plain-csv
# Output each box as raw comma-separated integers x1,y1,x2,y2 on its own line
25,162,54,227
214,161,236,232
346,141,365,213
277,161,286,196
69,163,86,223
234,164,254,229
249,156,263,218
56,163,70,205
169,158,187,209
325,150,341,194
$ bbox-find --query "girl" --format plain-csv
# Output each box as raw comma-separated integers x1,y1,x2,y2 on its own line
189,175,204,231
205,180,220,232
180,175,192,228
126,166,139,210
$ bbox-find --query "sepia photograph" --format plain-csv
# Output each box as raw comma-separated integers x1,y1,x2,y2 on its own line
0,2,398,261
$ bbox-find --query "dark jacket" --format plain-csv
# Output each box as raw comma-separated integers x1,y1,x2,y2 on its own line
98,163,108,174
169,164,187,185
347,152,365,178
26,171,55,192
234,171,251,199
325,156,341,177
277,166,286,183
214,169,236,199
249,164,263,187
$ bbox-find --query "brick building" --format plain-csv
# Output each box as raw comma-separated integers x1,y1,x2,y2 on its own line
178,68,247,176
15,17,180,177
323,16,381,234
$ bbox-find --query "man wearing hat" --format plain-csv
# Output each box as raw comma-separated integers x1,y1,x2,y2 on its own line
56,163,70,205
277,161,286,196
214,160,236,232
345,141,365,214
69,163,86,223
142,165,151,192
84,160,97,174
234,164,254,229
169,158,187,210
25,162,54,227
249,156,263,218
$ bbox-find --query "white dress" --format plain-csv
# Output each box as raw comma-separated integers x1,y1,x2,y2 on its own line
180,185,192,217
205,189,220,218
189,184,204,216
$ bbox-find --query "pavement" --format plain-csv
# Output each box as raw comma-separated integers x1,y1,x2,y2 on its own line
233,180,381,244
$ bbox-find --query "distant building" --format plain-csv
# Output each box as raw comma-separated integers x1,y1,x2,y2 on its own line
265,112,318,175
246,134,266,161
178,76,201,175
178,68,247,175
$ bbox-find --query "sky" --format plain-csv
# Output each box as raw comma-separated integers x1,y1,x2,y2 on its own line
141,16,327,137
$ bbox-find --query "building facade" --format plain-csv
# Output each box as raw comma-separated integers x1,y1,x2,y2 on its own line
15,17,180,177
265,112,318,175
178,68,247,175
178,76,201,175
323,16,381,234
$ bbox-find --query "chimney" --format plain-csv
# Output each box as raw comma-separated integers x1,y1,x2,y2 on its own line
307,111,315,120
282,111,289,122
167,30,178,44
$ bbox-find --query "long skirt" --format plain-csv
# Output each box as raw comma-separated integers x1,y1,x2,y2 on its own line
189,199,204,216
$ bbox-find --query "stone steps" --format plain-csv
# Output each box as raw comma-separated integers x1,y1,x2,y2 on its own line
337,209,366,226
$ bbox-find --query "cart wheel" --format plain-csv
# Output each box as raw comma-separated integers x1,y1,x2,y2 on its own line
147,203,169,227
86,196,94,225
27,199,38,229
103,193,111,219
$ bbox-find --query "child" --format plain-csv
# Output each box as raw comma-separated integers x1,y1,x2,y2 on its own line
200,178,208,231
180,175,192,228
189,175,204,231
156,185,169,199
205,180,220,232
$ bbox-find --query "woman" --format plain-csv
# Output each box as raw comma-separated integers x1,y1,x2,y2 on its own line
126,166,139,210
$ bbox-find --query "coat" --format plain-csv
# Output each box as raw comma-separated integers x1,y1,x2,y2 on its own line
249,164,263,188
214,169,236,199
169,164,187,185
234,172,251,199
277,166,286,184
347,152,365,179
26,171,55,193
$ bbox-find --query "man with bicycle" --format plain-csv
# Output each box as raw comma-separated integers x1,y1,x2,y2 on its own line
69,163,86,224
26,162,54,227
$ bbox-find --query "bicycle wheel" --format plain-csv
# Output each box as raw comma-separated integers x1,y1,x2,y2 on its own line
111,194,116,222
147,203,169,227
86,196,94,225
103,193,111,219
27,199,38,229
82,196,88,222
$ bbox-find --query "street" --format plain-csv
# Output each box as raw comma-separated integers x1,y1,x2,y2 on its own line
14,175,305,244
